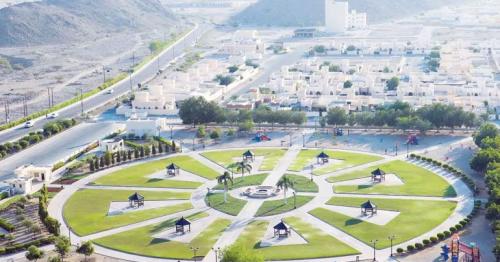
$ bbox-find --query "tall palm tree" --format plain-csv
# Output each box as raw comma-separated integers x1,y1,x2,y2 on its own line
227,161,252,177
276,176,294,204
217,171,233,203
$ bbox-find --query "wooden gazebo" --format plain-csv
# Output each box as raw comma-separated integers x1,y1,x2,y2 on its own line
175,217,191,234
128,192,144,208
166,163,180,176
316,151,329,164
371,168,386,182
242,150,255,162
361,200,377,215
273,220,291,238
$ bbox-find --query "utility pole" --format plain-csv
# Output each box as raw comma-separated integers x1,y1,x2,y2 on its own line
132,51,136,70
79,88,84,116
4,100,10,124
22,95,28,117
370,240,378,261
388,235,396,257
103,65,107,84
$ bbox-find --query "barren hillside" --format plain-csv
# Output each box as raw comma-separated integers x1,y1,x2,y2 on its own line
0,0,178,46
231,0,466,27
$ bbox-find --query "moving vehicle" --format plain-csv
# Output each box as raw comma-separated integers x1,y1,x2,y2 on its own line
24,121,35,128
47,112,58,119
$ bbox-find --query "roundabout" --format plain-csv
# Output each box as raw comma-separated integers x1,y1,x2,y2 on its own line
47,145,473,262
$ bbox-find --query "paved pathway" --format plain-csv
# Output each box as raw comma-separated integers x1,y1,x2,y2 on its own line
45,139,475,262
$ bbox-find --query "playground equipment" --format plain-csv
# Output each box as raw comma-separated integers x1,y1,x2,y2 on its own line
406,134,419,145
253,132,271,142
334,128,344,136
442,234,481,262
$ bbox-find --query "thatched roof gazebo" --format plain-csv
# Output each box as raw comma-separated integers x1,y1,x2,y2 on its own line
316,151,329,164
361,200,377,215
273,220,291,238
242,150,255,162
128,192,144,208
166,163,180,176
371,168,386,182
175,217,191,234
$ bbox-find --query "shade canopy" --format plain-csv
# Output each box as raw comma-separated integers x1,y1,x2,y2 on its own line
167,163,180,170
128,192,144,201
317,151,329,159
273,221,289,230
361,200,376,209
371,168,385,176
243,150,255,157
175,217,191,226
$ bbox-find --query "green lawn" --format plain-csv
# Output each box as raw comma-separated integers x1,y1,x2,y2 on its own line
287,149,383,174
202,148,287,171
206,193,247,216
283,174,318,192
255,195,314,217
236,217,360,260
329,160,456,197
213,173,268,190
94,213,231,260
64,189,192,236
92,155,221,188
309,196,457,249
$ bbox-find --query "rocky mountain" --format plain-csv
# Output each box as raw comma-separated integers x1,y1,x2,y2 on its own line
231,0,466,27
0,0,178,46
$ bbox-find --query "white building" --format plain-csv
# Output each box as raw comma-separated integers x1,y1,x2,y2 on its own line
325,0,348,33
325,1,367,32
6,178,33,195
14,164,52,182
99,137,125,153
116,85,178,117
125,116,166,137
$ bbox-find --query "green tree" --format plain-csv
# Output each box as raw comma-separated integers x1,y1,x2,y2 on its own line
25,245,44,261
276,175,294,204
474,123,499,148
326,108,347,126
179,96,225,126
76,241,94,262
104,151,112,166
343,80,353,89
196,126,206,138
217,172,233,203
54,236,70,261
470,148,500,172
221,242,264,262
387,77,400,91
228,161,252,177
210,129,221,139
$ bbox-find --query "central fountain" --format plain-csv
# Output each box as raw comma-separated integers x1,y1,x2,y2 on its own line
241,186,280,199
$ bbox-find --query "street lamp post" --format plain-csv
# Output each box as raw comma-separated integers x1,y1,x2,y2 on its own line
293,192,296,209
406,143,409,158
79,88,84,116
370,239,378,261
388,235,396,257
302,133,305,147
212,247,221,262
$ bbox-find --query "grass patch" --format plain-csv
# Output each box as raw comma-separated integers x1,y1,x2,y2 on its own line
206,193,247,216
64,189,192,236
213,173,268,190
287,149,383,174
283,174,318,192
236,217,360,260
202,148,287,171
255,195,314,217
309,196,457,249
94,213,231,260
330,160,456,197
93,155,220,188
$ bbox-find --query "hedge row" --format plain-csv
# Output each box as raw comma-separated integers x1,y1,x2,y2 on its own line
409,154,477,192
0,237,54,255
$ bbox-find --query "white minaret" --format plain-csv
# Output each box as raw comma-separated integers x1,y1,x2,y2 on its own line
325,0,348,33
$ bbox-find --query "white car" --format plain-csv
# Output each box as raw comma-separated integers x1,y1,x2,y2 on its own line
106,89,114,94
47,112,58,119
24,121,35,128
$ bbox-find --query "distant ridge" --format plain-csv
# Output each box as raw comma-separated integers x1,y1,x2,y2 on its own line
0,0,178,46
231,0,465,27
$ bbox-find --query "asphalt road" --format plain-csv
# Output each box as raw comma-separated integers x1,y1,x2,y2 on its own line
0,122,123,180
0,23,209,144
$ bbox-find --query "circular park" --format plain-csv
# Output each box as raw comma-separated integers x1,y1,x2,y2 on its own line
50,146,474,261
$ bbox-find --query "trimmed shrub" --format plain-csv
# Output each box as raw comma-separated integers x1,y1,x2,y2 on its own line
437,233,445,240
423,239,431,245
444,230,451,237
430,236,438,243
415,243,424,250
406,245,415,252
459,220,467,226
455,224,463,230
449,226,457,232
397,247,404,254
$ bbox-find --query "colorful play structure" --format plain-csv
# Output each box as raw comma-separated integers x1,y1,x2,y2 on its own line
406,134,419,145
334,128,344,136
253,132,271,142
441,234,481,262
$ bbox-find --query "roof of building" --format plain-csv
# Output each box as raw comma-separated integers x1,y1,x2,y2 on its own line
175,217,191,226
273,220,289,230
128,192,144,201
361,200,376,209
317,151,329,159
371,168,386,176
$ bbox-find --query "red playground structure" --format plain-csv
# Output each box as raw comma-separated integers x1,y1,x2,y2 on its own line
253,132,271,142
450,234,481,262
406,134,419,145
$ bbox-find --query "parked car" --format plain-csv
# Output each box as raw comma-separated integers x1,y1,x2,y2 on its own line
24,121,35,128
47,112,58,119
106,89,114,94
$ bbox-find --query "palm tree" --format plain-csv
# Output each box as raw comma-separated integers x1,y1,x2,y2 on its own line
227,161,252,177
276,176,294,204
217,171,233,203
